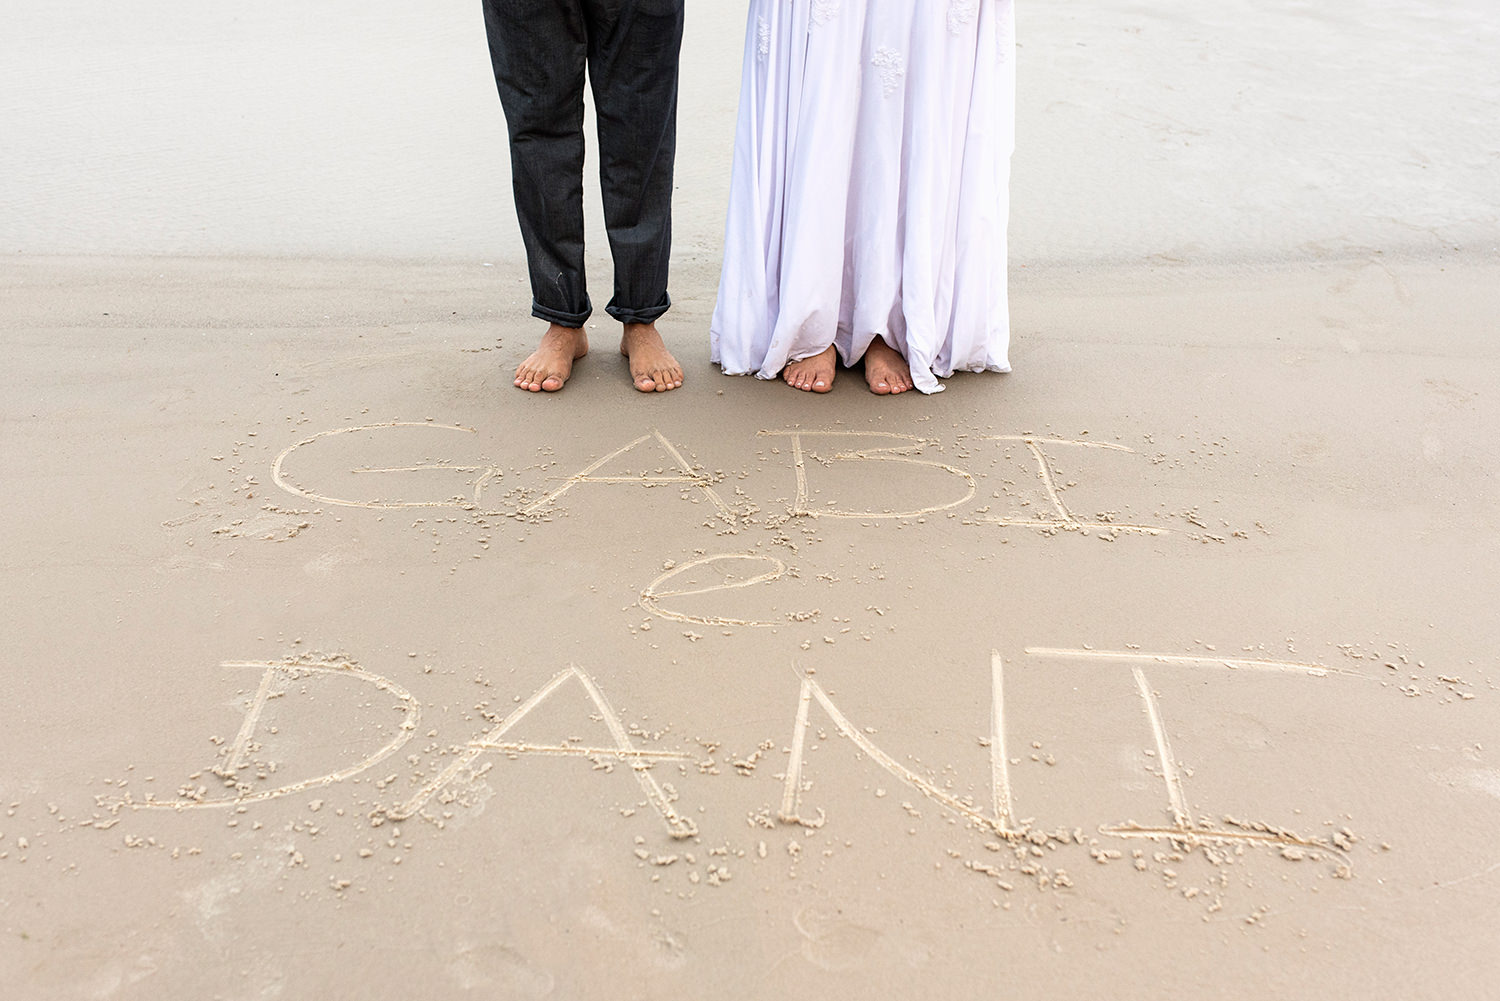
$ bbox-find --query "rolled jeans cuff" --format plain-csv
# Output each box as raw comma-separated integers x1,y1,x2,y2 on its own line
531,298,592,328
605,293,671,326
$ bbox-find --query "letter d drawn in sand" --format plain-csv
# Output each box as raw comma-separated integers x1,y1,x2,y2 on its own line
120,657,420,810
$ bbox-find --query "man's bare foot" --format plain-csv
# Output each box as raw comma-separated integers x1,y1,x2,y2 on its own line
515,323,589,392
620,323,683,392
782,345,837,393
863,338,914,395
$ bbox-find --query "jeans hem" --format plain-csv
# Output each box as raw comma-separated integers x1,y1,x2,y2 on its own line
531,301,591,328
605,295,672,326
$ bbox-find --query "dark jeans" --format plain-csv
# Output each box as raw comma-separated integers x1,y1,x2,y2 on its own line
483,0,684,327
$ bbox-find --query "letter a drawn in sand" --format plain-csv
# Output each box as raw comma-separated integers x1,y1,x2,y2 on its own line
391,665,698,838
759,431,976,519
123,657,420,810
977,436,1169,536
521,429,733,523
779,653,1017,837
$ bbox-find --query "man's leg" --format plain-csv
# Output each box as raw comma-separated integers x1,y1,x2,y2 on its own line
586,0,685,393
483,0,592,391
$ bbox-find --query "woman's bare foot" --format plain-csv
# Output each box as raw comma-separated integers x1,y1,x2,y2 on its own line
620,323,684,392
514,323,589,392
862,338,913,395
783,345,837,392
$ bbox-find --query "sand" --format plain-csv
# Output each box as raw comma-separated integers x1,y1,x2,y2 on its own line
3,2,1500,1000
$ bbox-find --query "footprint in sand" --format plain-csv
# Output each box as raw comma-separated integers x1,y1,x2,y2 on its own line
793,905,882,972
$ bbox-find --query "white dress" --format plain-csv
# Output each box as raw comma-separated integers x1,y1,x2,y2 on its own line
710,0,1016,394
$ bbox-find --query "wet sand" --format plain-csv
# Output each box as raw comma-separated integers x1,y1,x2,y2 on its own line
4,2,1500,999
4,253,1499,999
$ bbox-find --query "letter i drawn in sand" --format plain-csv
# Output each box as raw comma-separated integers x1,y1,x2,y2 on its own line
390,665,699,839
1025,646,1354,853
976,435,1169,536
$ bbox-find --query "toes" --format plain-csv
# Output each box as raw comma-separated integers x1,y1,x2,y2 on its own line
516,360,565,392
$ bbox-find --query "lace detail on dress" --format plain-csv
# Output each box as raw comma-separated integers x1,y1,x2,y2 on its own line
871,46,906,96
810,0,840,27
948,0,979,34
995,2,1013,62
757,16,770,59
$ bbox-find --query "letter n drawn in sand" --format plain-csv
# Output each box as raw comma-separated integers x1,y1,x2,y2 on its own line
391,665,698,839
521,429,733,523
1025,647,1352,852
779,652,1017,837
125,657,420,810
759,431,975,519
977,436,1168,536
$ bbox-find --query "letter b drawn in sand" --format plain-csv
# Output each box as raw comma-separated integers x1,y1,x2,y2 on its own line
125,657,420,810
390,665,698,839
760,431,975,519
977,436,1169,536
272,422,502,510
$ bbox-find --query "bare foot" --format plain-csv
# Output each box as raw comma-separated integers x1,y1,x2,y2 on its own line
782,345,836,393
514,324,589,392
862,338,913,395
620,323,683,393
